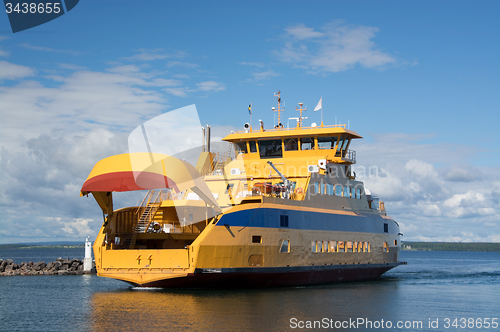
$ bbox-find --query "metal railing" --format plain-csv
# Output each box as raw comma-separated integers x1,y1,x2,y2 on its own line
342,149,356,163
233,123,347,134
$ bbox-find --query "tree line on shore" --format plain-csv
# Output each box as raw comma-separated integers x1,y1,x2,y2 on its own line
402,242,500,252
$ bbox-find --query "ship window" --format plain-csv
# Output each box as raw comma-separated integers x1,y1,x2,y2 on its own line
335,185,343,196
336,138,344,155
344,187,351,198
280,215,289,227
353,241,358,252
326,183,334,195
383,242,389,252
324,241,329,253
317,136,336,149
252,235,262,243
234,141,247,154
311,241,317,253
342,139,350,151
258,139,283,159
284,138,298,151
367,242,371,252
330,241,337,252
356,188,361,199
384,223,388,233
346,241,353,252
300,137,315,150
338,241,345,252
249,140,258,153
280,240,290,253
394,240,398,246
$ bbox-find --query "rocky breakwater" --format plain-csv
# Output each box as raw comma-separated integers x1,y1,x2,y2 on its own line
0,257,96,276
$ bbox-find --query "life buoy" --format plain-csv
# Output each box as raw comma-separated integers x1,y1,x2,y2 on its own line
153,223,161,231
295,187,303,194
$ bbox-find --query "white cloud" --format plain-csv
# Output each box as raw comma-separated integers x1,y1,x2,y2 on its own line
196,81,226,92
163,87,191,97
118,49,188,62
354,133,500,242
106,64,142,73
445,165,481,182
167,61,199,68
285,24,324,39
0,47,232,243
0,60,35,80
277,21,397,73
20,43,83,55
0,69,170,145
0,36,9,57
250,69,281,81
239,62,265,68
59,63,87,71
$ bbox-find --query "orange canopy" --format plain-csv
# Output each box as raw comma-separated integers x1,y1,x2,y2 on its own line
80,153,177,193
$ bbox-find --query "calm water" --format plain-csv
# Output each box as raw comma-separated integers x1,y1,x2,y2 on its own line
0,250,499,331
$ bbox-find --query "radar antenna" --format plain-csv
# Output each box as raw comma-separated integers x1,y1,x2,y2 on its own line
273,91,284,129
295,102,306,128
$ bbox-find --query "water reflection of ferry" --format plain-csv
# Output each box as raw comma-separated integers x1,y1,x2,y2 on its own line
81,93,404,287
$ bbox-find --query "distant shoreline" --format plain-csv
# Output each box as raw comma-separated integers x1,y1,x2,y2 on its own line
402,242,500,252
0,244,84,250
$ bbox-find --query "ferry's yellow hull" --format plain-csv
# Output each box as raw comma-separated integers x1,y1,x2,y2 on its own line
93,201,403,287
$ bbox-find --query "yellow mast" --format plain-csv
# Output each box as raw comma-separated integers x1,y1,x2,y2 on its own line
295,102,306,128
273,91,284,129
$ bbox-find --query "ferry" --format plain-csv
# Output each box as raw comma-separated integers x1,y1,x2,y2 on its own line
80,93,405,288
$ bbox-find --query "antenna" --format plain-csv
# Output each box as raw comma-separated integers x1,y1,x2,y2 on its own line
295,102,306,128
273,91,284,129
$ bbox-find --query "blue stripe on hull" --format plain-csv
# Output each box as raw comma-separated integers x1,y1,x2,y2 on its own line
218,207,399,234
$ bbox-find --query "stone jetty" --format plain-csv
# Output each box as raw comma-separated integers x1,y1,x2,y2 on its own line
0,257,96,276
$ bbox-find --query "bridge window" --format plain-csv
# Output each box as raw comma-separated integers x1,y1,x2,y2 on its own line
280,239,290,253
284,138,298,151
234,142,247,154
311,241,317,253
259,139,282,158
336,138,344,154
344,187,351,198
317,136,337,149
356,188,361,199
249,140,257,153
300,137,315,150
335,137,351,157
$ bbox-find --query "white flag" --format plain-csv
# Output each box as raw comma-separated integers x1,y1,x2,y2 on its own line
314,97,322,112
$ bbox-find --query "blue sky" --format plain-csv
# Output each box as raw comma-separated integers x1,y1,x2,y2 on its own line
0,0,499,243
